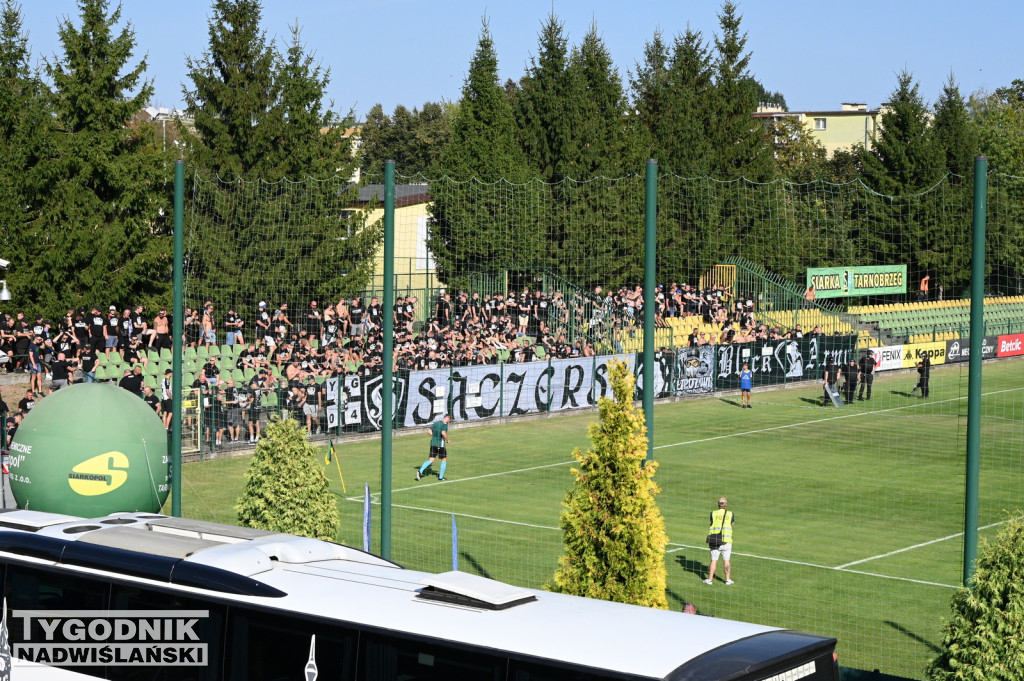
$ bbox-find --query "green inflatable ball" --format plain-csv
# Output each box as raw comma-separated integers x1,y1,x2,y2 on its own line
9,383,170,516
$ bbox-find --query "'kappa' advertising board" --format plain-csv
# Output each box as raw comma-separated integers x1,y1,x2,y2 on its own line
901,342,947,368
945,336,998,363
997,333,1024,358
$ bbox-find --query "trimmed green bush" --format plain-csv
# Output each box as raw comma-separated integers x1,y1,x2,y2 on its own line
549,361,669,609
236,416,339,541
928,514,1024,681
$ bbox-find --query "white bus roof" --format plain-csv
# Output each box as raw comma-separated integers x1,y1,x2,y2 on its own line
0,510,787,679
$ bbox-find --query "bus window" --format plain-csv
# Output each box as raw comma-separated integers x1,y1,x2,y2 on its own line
360,632,505,681
107,583,226,681
225,607,357,681
4,563,110,678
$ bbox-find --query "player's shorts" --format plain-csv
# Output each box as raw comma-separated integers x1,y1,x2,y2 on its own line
430,445,447,460
740,387,751,393
711,542,732,561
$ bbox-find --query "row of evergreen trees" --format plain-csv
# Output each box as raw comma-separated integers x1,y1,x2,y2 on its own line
0,0,379,320
3,0,1023,319
358,7,1024,294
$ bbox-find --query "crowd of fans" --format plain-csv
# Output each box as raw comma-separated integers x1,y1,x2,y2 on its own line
1,281,837,447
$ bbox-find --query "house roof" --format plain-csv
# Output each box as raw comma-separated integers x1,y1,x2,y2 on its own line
355,183,431,207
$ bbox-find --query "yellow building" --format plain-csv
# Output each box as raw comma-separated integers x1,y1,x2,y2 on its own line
757,102,881,157
350,183,438,298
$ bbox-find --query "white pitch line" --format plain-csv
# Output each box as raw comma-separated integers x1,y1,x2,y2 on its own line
654,386,1023,451
345,459,574,501
665,543,959,589
835,517,1017,569
374,502,562,531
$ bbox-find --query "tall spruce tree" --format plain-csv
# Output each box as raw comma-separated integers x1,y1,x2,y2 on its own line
709,2,772,180
0,0,51,304
559,24,644,288
513,13,571,183
550,361,668,608
862,71,945,290
932,74,979,177
183,0,280,180
429,19,535,289
29,0,168,317
630,27,715,176
862,70,943,195
183,1,378,308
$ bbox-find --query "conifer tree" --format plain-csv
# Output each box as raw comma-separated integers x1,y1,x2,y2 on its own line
932,74,979,177
29,0,168,317
429,19,535,289
861,71,945,287
183,0,280,181
513,13,571,183
550,361,668,609
631,27,715,176
709,2,772,181
182,1,378,308
359,101,451,179
927,515,1024,681
237,417,339,541
559,24,644,288
0,0,50,307
862,70,943,195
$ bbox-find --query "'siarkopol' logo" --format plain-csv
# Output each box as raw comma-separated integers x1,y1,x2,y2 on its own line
68,452,130,496
14,610,209,667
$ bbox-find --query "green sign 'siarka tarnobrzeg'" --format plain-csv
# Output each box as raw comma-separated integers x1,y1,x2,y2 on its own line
8,383,170,516
806,265,907,298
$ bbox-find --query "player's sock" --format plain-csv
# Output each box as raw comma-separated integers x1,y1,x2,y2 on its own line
419,462,431,475
439,461,447,479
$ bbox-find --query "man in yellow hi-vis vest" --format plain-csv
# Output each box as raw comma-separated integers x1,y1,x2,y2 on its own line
704,497,735,585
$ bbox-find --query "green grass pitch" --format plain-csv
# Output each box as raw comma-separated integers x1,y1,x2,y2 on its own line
177,359,1024,679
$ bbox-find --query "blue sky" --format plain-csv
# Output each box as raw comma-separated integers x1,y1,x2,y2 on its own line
17,0,1024,120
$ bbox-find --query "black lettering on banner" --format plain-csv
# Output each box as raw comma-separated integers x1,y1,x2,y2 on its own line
412,377,438,425
475,372,501,417
507,371,528,416
590,362,609,405
449,373,470,420
534,366,554,412
561,363,585,408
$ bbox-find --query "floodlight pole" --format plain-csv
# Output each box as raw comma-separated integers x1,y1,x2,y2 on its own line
380,160,396,559
643,160,657,463
963,156,986,587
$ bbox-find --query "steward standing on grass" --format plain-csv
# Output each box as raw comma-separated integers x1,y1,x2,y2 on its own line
858,351,876,401
841,359,859,405
821,358,839,406
417,414,451,481
739,363,753,408
704,497,735,585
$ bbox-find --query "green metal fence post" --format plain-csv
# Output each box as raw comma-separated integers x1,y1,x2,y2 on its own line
172,160,184,517
964,156,987,587
643,160,657,463
381,160,396,560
